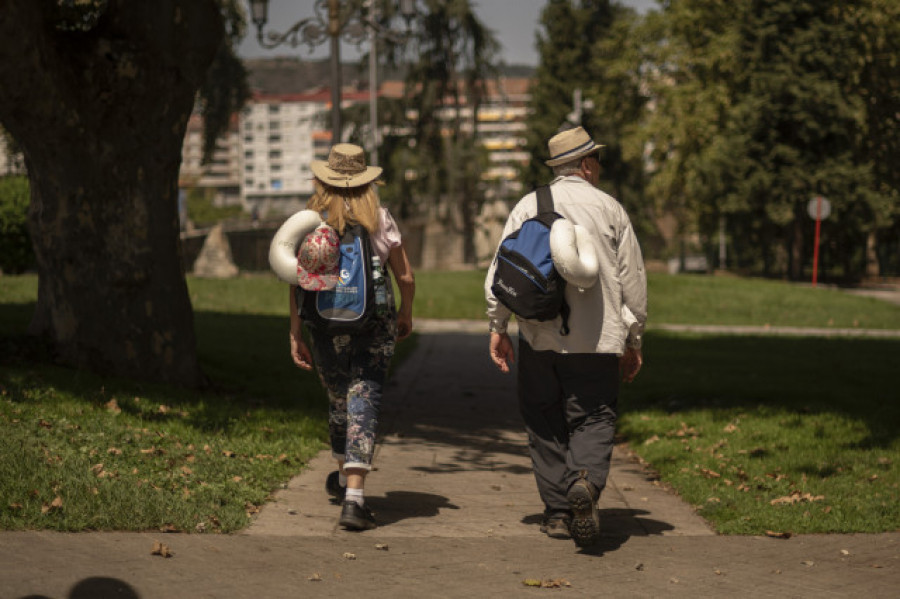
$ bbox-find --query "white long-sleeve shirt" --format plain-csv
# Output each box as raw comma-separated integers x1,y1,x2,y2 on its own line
484,175,647,355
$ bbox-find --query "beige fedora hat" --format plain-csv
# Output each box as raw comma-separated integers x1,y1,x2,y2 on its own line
311,143,383,188
545,126,604,167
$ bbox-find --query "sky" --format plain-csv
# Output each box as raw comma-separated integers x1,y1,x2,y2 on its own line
238,0,659,66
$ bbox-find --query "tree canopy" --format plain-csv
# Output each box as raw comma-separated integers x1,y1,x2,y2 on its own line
635,0,900,279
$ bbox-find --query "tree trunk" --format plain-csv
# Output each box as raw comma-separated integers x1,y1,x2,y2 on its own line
0,0,224,386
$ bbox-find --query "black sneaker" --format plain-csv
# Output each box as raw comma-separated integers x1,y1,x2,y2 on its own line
338,500,376,531
326,470,346,501
540,513,572,539
567,478,600,547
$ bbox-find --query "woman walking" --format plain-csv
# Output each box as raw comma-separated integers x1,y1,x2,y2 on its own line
288,143,415,531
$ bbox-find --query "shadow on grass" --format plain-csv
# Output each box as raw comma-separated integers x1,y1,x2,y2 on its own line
0,307,328,430
0,305,419,434
626,332,900,449
373,331,898,463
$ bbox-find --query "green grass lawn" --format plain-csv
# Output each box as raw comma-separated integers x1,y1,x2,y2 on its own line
408,270,900,329
1,271,898,534
619,332,899,534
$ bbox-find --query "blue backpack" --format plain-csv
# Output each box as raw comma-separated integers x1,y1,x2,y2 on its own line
300,224,382,334
491,185,570,335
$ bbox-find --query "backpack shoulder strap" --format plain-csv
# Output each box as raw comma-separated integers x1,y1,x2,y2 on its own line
536,185,554,215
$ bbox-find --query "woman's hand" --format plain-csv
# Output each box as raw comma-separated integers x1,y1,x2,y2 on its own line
290,331,313,370
396,311,413,341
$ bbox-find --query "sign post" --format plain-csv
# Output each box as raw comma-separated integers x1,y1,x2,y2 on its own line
807,196,831,287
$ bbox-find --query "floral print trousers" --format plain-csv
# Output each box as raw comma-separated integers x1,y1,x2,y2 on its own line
309,312,396,470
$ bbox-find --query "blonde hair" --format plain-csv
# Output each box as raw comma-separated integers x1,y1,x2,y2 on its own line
307,180,381,235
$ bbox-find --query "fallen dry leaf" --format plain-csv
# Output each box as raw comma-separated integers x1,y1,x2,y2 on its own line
105,399,121,414
308,573,322,582
151,541,173,558
375,543,389,551
801,560,815,567
522,578,571,588
770,491,824,506
841,549,850,556
343,552,357,560
765,530,792,539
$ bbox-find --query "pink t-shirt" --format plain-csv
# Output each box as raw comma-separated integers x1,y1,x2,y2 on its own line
372,206,401,264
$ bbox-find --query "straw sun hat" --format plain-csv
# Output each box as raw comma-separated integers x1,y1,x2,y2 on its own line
311,143,382,188
545,126,604,167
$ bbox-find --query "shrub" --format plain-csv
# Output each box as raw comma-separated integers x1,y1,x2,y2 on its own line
0,176,34,274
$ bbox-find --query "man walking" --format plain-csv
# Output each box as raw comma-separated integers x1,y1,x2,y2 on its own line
484,126,647,548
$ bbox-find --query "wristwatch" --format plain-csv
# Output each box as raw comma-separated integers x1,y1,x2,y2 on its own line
626,334,642,350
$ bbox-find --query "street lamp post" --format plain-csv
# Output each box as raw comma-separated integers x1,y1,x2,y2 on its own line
249,0,415,148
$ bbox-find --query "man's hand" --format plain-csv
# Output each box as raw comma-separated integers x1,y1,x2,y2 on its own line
290,331,313,370
620,347,642,382
489,332,515,373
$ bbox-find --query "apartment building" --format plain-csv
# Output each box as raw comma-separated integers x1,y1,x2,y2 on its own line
177,58,535,224
179,113,242,207
239,91,324,217
380,75,533,202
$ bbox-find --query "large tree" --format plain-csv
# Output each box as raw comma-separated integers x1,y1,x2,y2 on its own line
0,0,247,385
639,0,899,280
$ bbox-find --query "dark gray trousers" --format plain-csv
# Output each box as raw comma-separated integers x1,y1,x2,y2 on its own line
517,338,619,515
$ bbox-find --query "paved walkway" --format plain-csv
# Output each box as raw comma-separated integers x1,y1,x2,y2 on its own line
1,326,898,598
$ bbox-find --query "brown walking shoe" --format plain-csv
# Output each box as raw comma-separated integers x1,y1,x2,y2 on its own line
567,478,600,547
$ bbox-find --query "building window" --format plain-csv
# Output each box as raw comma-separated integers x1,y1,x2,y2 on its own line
244,151,253,159
271,179,283,190
268,104,280,114
268,134,282,143
269,150,282,160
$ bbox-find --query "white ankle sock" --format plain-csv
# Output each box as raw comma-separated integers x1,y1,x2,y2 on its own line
345,487,364,507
